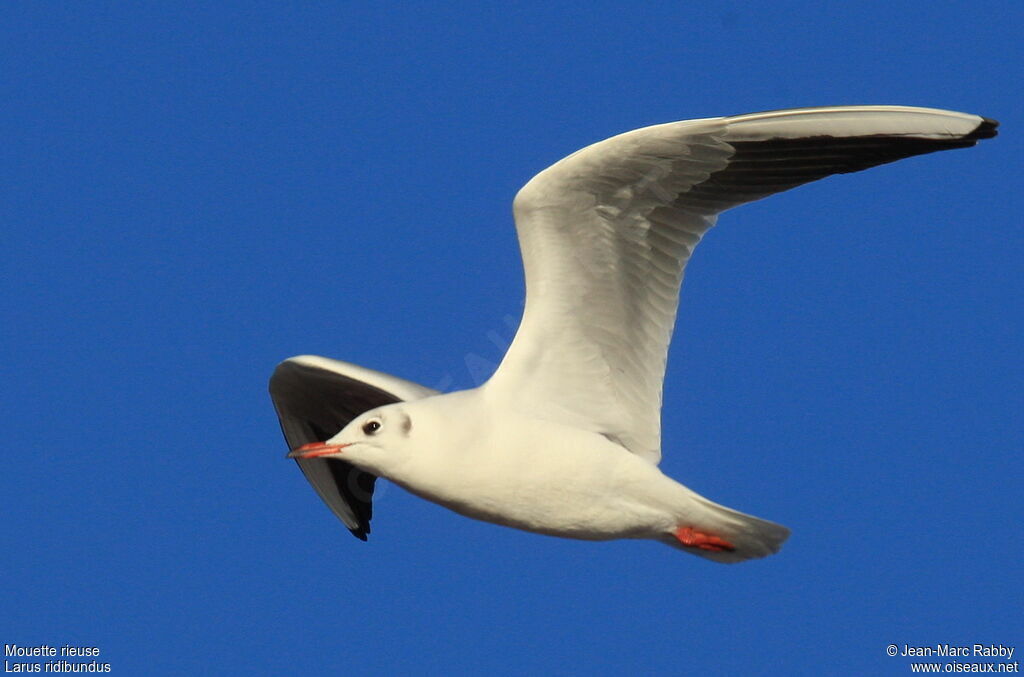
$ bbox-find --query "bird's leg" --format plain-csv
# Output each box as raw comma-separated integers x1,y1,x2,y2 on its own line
674,526,736,552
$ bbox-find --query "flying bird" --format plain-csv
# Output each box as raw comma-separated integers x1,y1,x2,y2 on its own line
270,105,996,563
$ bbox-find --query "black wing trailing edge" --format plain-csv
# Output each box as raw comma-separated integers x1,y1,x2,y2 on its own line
270,359,405,540
679,117,999,213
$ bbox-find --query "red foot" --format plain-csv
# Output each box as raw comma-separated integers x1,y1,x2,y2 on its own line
674,526,736,552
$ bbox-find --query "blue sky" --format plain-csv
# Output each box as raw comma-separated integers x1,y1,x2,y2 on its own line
3,3,1021,675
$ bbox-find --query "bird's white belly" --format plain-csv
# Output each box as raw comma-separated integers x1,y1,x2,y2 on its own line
437,474,665,540
394,425,679,540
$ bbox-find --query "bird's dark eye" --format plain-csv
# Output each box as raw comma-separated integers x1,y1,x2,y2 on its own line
362,419,381,435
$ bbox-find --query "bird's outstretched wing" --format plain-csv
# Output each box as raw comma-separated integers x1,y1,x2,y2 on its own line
487,106,997,464
269,355,438,539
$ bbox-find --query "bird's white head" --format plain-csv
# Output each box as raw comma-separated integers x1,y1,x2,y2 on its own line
287,402,419,477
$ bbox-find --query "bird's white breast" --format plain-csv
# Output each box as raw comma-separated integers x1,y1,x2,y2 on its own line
386,392,683,540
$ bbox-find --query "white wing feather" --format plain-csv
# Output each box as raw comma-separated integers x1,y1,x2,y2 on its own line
485,106,995,464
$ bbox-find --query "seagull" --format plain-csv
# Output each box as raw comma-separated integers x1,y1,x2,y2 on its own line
270,105,996,563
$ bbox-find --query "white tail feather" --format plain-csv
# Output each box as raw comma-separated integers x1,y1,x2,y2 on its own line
662,495,791,564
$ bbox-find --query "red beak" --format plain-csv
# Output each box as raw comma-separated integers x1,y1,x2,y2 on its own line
286,441,348,459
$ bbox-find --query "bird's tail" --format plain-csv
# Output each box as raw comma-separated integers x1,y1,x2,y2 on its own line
661,493,791,564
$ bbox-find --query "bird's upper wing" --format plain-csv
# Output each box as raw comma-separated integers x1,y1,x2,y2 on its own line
486,105,997,464
269,354,439,539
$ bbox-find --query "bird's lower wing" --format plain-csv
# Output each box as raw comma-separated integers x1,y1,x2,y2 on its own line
269,355,438,539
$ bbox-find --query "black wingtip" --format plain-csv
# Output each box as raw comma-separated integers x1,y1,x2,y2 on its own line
971,117,999,141
351,528,369,542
